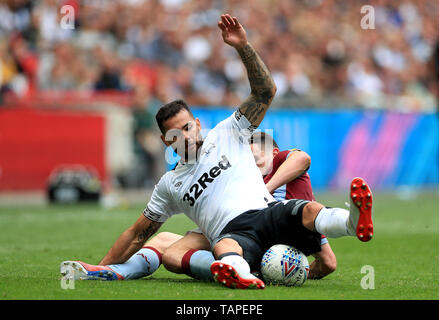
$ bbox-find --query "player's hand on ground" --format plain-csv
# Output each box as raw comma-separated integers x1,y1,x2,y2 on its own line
218,14,248,49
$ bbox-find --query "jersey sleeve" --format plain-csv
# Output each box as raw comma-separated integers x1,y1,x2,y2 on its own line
271,150,291,172
265,149,301,180
144,175,176,223
214,110,257,140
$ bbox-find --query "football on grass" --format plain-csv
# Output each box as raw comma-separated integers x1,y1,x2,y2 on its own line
260,244,309,287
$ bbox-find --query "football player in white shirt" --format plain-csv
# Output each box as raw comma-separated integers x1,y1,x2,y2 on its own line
59,131,338,283
60,14,373,289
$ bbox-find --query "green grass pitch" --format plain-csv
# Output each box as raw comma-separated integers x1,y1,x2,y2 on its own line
0,192,438,300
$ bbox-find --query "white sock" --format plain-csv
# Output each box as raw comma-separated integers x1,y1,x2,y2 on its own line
220,254,253,277
314,207,355,238
108,247,161,280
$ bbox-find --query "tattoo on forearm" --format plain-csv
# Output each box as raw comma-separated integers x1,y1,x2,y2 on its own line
236,43,276,125
240,100,265,124
137,221,162,243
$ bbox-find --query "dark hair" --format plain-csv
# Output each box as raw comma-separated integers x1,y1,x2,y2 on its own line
249,131,279,149
155,99,194,134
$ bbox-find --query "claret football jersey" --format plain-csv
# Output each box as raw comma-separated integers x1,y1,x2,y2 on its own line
144,111,275,243
264,150,315,202
264,150,328,245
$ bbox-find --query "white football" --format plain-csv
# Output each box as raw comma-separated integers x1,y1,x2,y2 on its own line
260,244,309,287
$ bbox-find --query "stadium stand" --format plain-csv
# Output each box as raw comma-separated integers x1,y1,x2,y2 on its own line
1,0,438,192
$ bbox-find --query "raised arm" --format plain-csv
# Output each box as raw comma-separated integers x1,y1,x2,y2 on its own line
99,214,163,265
218,14,276,128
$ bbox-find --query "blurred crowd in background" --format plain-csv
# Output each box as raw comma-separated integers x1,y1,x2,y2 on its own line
1,0,439,190
1,0,439,112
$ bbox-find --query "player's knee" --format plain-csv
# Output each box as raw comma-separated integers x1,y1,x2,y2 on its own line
302,202,325,231
212,237,243,258
155,231,180,242
146,232,182,254
162,247,183,273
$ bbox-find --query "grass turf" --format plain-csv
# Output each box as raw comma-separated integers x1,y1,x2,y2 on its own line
0,192,438,300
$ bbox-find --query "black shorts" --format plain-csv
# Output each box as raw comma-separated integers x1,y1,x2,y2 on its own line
213,200,322,271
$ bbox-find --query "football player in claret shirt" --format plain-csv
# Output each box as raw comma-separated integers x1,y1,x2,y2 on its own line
249,131,336,279
61,13,373,289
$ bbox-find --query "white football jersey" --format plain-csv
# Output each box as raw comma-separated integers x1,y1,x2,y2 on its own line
144,111,275,243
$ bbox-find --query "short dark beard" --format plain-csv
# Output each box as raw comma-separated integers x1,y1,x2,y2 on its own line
183,139,204,163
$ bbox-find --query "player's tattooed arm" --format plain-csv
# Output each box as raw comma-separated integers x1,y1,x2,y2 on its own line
99,216,163,265
237,43,276,127
136,221,163,244
218,14,276,127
